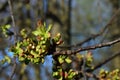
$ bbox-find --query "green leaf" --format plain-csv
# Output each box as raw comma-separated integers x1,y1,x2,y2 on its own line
53,72,59,76
46,24,52,33
41,58,44,63
19,56,25,61
58,56,64,64
59,77,63,80
3,24,11,29
1,24,11,37
17,48,23,54
65,57,72,63
20,29,27,38
0,56,11,64
32,30,40,36
5,56,11,63
67,69,78,79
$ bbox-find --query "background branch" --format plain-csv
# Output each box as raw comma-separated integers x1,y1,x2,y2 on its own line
8,0,17,80
58,8,120,49
54,38,120,55
8,58,17,80
92,51,120,72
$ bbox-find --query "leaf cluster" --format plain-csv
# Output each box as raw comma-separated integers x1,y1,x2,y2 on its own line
99,69,120,80
10,21,62,64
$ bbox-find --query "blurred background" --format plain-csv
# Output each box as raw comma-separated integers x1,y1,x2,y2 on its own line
0,0,120,80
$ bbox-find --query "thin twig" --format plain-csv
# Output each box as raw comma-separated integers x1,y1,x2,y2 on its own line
54,38,120,55
8,0,16,28
82,55,87,80
8,58,17,80
0,64,10,72
8,0,17,80
78,70,100,79
58,8,120,49
85,72,100,79
92,51,120,72
75,38,120,53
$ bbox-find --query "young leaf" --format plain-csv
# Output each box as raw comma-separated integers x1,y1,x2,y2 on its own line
46,24,52,33
65,57,72,63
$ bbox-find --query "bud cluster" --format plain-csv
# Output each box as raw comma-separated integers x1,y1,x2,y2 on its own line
10,22,62,64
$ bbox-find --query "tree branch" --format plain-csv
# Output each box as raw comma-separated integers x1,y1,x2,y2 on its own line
58,8,120,49
0,64,10,72
8,0,16,28
83,72,100,79
8,58,17,80
92,51,120,72
54,38,120,55
8,0,17,80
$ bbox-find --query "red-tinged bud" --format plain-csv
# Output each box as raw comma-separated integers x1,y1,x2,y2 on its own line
29,43,32,47
37,19,43,27
48,32,51,38
56,33,61,38
64,72,68,78
27,43,32,49
60,71,68,78
26,38,30,42
36,36,41,41
39,49,42,54
20,53,24,57
56,39,63,45
60,71,64,76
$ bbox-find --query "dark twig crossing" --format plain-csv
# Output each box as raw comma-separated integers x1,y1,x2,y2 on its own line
54,38,120,55
8,0,17,80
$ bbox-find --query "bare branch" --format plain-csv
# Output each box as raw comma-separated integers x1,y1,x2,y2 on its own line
77,70,100,79
92,51,120,72
0,64,10,72
84,72,100,79
58,8,120,49
8,58,17,80
8,0,16,28
8,0,17,80
54,38,120,55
